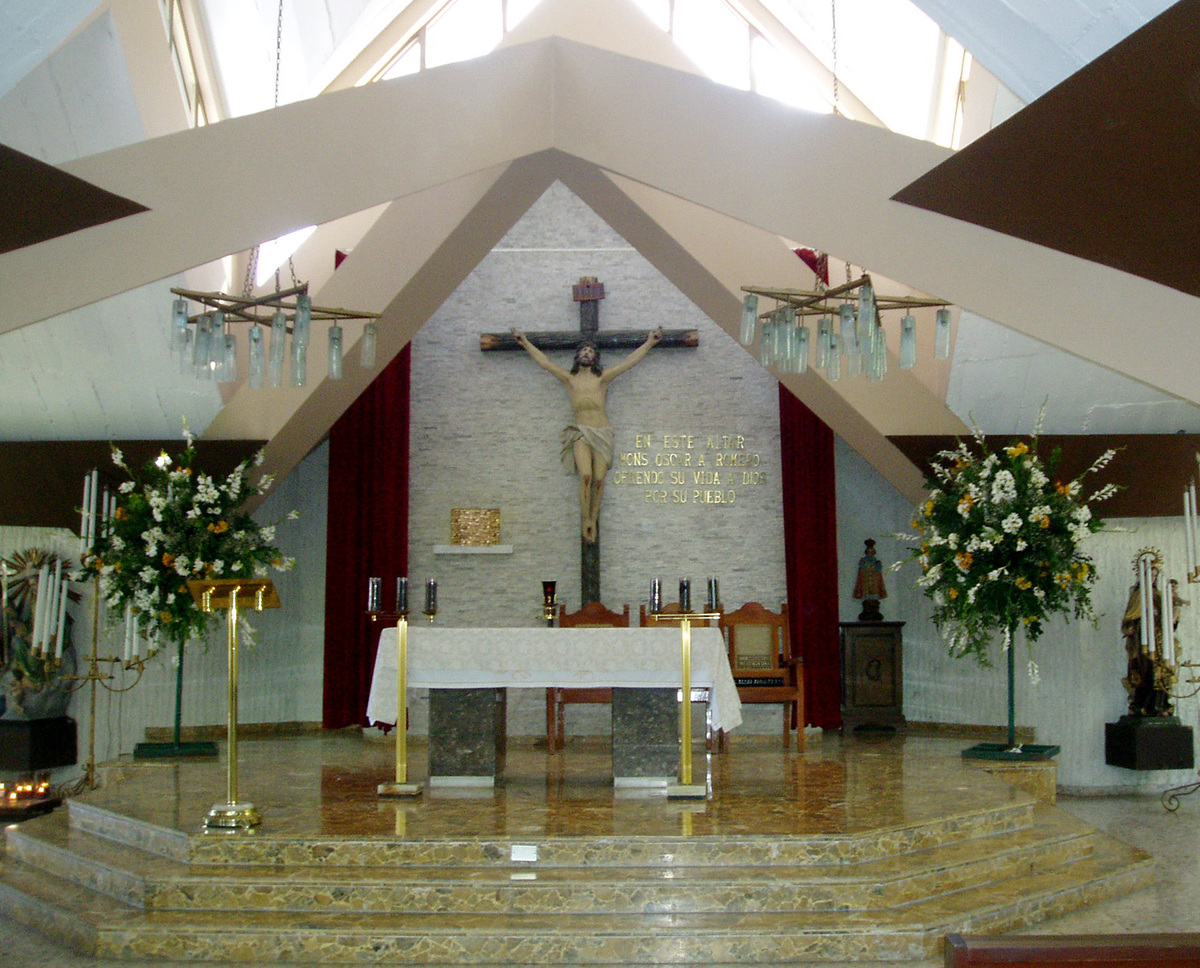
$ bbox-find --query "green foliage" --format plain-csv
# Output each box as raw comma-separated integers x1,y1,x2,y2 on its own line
80,439,295,650
902,430,1117,664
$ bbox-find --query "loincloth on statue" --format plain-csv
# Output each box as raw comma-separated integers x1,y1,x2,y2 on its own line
561,424,615,475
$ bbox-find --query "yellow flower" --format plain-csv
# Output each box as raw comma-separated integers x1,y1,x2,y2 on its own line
1015,576,1032,590
955,551,974,572
206,520,229,534
924,500,935,516
159,611,173,624
162,553,175,568
113,507,126,521
947,588,959,600
1005,441,1029,457
958,494,974,514
1039,515,1050,529
1023,616,1037,625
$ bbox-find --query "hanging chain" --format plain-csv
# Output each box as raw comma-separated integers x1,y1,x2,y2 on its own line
277,0,302,292
830,0,840,115
274,0,284,111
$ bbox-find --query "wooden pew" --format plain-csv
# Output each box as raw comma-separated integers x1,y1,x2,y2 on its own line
945,933,1200,967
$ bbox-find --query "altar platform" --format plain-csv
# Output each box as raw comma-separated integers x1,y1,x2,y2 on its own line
0,730,1153,965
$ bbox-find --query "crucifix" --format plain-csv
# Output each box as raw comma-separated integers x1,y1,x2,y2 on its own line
481,277,698,606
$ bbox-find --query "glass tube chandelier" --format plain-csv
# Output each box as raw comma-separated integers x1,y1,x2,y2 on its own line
165,0,381,391
168,284,380,390
739,273,952,382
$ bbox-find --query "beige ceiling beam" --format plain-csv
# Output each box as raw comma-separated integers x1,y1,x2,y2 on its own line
0,39,558,334
554,156,949,501
541,38,1200,410
208,152,563,499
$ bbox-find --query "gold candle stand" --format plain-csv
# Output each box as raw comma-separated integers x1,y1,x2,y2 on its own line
60,575,152,795
190,579,279,830
648,611,719,799
378,615,422,797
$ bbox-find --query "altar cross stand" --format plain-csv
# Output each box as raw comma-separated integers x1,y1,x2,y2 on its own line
480,277,698,606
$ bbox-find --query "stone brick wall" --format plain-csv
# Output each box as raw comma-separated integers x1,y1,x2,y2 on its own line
406,182,787,735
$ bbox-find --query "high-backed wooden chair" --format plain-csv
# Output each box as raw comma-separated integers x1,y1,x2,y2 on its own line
639,602,718,749
546,601,631,752
719,602,804,748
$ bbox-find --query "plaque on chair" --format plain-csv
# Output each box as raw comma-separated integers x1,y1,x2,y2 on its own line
840,622,905,731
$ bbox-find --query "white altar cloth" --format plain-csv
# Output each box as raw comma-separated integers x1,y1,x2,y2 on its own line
366,625,742,732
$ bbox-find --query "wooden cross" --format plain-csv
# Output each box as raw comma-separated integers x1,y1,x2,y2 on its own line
480,277,699,605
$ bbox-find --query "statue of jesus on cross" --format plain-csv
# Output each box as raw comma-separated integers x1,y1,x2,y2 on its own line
511,325,662,543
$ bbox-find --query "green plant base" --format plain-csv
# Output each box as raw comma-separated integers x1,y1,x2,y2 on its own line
961,742,1060,762
133,741,218,759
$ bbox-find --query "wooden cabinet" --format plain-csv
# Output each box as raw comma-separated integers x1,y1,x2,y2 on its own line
839,622,905,731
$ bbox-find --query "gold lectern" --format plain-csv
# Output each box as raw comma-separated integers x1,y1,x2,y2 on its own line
188,578,280,829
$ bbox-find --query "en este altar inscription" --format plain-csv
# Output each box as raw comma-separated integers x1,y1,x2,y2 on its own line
611,433,768,505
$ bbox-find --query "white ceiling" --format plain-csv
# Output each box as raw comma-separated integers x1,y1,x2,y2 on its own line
0,0,1195,494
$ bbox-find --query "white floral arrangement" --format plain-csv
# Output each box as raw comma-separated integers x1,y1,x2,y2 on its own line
900,427,1117,665
81,430,296,650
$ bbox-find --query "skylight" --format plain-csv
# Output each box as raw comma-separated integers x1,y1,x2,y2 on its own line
364,0,970,147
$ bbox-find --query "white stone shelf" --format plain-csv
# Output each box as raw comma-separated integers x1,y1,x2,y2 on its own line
433,544,513,555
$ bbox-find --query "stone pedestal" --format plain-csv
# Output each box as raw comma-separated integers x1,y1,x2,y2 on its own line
1105,715,1194,771
428,689,506,785
612,688,677,784
965,758,1058,804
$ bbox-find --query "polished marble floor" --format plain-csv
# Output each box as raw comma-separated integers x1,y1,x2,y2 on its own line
3,729,1198,967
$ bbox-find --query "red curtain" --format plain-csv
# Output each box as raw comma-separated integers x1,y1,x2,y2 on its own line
778,385,841,729
323,345,411,728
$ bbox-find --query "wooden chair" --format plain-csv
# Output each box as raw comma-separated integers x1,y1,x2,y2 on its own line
639,603,718,750
546,601,631,752
719,602,804,748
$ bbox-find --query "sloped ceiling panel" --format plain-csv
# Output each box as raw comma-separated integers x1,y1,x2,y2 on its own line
893,0,1200,300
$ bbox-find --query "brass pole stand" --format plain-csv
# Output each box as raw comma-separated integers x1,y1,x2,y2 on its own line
189,579,279,830
378,615,422,797
649,611,719,799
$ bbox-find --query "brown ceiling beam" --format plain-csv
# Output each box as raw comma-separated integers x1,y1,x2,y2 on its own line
0,440,265,534
889,434,1198,519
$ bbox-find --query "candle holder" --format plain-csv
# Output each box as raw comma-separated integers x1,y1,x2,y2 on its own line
423,579,438,624
541,581,557,625
189,578,281,830
378,615,422,798
646,608,721,800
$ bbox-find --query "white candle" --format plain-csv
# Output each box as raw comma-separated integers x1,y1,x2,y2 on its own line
1139,558,1151,649
88,470,98,545
123,602,134,661
54,577,69,659
46,559,62,641
1185,489,1194,579
1161,578,1170,663
1185,482,1195,575
80,473,91,556
31,564,49,654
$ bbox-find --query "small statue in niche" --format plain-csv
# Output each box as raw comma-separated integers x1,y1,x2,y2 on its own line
853,538,887,622
1121,549,1187,717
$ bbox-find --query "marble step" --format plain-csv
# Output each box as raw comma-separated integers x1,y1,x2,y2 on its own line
0,832,1152,964
66,796,1036,869
8,807,1096,916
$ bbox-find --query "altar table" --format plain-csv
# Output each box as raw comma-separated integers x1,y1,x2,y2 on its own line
366,625,742,732
366,626,742,783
